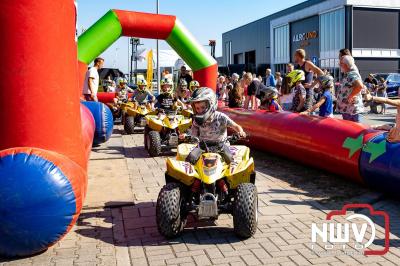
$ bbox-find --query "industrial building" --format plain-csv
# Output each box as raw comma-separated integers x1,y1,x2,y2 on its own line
222,0,400,79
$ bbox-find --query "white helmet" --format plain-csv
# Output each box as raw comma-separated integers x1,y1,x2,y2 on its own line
137,79,147,86
189,87,217,125
117,77,128,86
160,78,173,94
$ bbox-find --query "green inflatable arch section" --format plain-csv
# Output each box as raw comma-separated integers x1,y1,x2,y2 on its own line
77,10,216,72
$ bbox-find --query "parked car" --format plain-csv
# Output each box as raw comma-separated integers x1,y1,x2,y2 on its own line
373,73,400,98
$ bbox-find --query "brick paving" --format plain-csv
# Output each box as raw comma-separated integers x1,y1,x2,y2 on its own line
1,123,400,266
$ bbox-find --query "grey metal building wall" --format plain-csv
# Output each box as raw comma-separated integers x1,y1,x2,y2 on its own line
222,18,270,67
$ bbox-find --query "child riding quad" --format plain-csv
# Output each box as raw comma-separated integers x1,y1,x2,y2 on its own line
156,87,257,239
107,77,133,120
144,78,192,156
123,79,156,134
176,80,190,102
177,79,197,118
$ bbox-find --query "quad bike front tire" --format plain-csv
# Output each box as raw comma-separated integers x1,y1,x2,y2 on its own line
156,183,187,238
233,183,258,238
124,115,136,134
147,131,162,157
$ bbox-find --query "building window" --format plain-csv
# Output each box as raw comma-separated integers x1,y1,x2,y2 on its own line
234,53,243,64
225,41,232,65
273,24,290,64
274,64,287,74
320,8,345,80
244,50,256,72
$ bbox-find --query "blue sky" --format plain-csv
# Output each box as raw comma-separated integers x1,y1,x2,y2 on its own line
77,0,304,72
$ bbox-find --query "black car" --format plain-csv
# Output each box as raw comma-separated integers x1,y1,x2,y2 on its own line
373,73,400,98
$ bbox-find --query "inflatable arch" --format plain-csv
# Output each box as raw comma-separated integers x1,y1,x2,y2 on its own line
77,10,218,91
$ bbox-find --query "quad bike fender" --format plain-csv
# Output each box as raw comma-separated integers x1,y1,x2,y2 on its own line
178,118,192,133
226,157,255,189
163,115,187,130
176,143,197,161
181,109,193,118
166,158,198,186
146,115,164,131
229,145,250,161
120,102,134,110
163,116,179,130
147,110,157,116
126,107,139,117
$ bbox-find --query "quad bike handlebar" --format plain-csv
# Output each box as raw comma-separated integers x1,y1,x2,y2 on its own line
183,132,249,147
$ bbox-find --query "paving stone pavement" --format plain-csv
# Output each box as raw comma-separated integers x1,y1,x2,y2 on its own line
1,124,400,266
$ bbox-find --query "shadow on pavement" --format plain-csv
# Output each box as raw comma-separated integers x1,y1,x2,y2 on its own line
123,146,176,159
75,201,241,248
252,149,373,206
368,117,396,123
252,150,400,249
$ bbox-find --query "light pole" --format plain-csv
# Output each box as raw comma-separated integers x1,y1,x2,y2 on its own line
209,40,216,58
130,37,134,84
130,37,143,83
128,39,130,81
113,48,119,68
156,0,160,94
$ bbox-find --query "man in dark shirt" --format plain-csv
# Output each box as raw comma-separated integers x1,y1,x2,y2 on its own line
178,65,193,85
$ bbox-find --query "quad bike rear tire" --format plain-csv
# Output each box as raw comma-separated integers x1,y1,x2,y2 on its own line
124,115,136,134
233,183,258,238
144,126,150,150
156,183,187,238
121,110,127,125
147,131,162,157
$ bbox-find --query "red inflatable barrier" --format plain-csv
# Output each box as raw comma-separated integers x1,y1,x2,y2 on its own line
97,92,134,104
80,104,95,171
221,107,381,183
97,92,117,103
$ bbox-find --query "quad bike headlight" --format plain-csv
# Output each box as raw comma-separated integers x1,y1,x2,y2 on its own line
202,155,219,176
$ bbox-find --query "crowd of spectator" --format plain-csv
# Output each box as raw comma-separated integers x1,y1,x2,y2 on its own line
215,48,393,123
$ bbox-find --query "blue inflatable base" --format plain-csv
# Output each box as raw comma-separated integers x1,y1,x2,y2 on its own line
81,101,113,145
360,133,400,196
0,152,76,257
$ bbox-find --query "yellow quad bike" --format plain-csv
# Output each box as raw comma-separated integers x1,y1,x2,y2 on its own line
107,99,131,121
123,102,156,134
156,133,257,239
144,110,192,157
120,101,134,122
